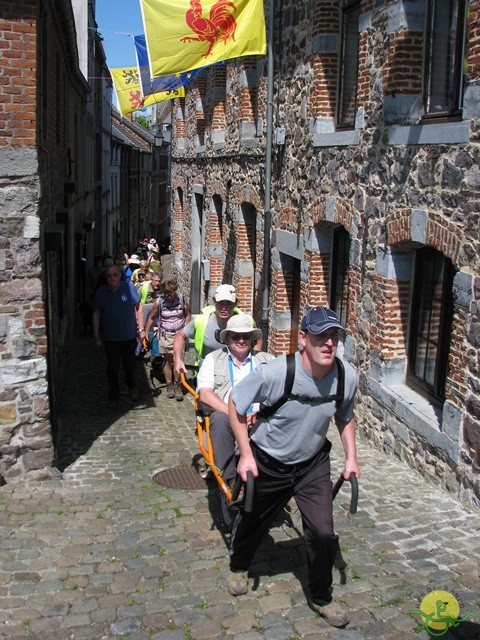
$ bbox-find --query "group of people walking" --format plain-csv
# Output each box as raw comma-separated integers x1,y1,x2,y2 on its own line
90,241,188,407
89,251,361,630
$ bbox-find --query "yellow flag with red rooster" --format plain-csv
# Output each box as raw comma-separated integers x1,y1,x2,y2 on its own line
111,67,185,116
140,0,266,77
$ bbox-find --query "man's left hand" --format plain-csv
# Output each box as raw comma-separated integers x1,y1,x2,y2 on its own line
246,412,258,429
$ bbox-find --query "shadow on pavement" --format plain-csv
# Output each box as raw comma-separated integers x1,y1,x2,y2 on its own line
53,329,157,472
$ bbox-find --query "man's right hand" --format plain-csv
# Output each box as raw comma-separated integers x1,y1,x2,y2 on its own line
174,358,186,376
236,450,258,482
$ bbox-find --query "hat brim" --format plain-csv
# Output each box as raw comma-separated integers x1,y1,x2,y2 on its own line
214,296,236,303
303,321,344,335
219,328,262,343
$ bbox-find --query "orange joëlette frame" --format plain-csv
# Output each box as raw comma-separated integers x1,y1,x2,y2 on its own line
179,373,234,503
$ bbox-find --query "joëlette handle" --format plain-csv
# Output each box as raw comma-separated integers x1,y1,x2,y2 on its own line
332,472,358,515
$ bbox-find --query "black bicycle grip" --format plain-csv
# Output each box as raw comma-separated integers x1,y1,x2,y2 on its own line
332,472,358,515
230,471,254,513
244,470,254,513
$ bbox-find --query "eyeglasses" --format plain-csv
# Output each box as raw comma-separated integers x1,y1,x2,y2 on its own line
106,273,120,278
229,333,251,341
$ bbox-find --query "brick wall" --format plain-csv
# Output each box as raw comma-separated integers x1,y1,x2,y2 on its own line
0,3,51,481
209,65,226,131
384,30,424,96
370,275,409,359
170,0,480,505
466,2,480,77
0,2,37,147
239,58,258,122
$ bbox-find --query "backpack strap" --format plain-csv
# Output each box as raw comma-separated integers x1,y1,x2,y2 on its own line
177,291,185,312
334,357,345,410
259,353,296,419
259,355,345,418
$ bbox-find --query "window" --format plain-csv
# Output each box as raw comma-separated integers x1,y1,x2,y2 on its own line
329,226,350,327
423,0,467,118
337,0,360,129
407,248,454,404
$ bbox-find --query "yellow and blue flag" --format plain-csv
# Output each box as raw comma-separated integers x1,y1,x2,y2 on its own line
133,34,203,96
140,0,266,77
110,67,185,116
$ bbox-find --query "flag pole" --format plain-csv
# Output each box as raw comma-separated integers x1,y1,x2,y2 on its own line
261,0,275,349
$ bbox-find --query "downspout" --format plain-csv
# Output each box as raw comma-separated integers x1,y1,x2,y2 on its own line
261,0,275,348
165,136,172,240
38,4,52,222
127,147,131,247
137,149,141,241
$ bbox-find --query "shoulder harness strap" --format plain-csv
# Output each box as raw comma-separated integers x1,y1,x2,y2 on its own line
259,353,296,419
335,357,345,410
259,355,345,418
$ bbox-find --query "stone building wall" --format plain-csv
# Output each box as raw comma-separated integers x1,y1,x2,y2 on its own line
0,1,90,481
0,3,51,482
170,0,480,506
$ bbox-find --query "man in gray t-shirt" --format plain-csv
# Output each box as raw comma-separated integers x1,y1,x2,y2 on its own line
227,307,360,629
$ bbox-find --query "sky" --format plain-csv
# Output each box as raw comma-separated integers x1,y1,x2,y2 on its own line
95,0,144,69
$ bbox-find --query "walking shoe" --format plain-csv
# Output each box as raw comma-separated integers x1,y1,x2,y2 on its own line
227,570,249,596
308,600,349,627
174,382,183,401
129,387,139,401
166,383,175,398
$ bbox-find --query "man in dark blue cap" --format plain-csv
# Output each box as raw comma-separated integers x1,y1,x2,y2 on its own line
226,307,360,628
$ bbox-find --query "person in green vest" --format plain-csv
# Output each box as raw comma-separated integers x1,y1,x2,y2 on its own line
139,272,162,304
173,284,262,376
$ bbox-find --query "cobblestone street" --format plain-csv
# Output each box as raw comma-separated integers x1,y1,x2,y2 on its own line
0,327,479,640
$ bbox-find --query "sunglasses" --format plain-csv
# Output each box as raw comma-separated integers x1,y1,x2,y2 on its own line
229,333,252,341
308,329,341,342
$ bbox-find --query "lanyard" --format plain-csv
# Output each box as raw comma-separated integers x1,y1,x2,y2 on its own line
228,352,254,414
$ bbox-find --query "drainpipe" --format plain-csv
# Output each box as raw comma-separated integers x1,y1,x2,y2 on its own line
260,0,275,349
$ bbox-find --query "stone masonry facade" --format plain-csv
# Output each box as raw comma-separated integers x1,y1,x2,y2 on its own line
0,1,92,482
0,3,52,482
170,0,480,506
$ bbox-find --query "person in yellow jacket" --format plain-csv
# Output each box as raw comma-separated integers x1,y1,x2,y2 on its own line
173,284,262,376
139,273,162,304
